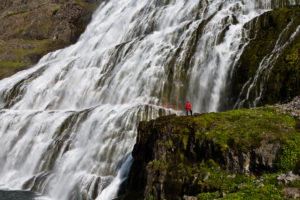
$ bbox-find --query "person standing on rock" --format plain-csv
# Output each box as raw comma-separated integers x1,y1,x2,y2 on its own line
185,101,193,116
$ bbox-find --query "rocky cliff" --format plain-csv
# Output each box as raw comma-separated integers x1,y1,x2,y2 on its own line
225,6,300,108
0,0,102,79
122,103,300,199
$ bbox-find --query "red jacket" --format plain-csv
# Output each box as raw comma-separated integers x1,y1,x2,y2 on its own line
185,101,191,111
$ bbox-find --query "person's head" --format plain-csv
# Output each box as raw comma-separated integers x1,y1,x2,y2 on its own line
187,101,190,103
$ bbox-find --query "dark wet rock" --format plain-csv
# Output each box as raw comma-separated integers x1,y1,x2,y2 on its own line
251,141,281,173
0,190,37,200
225,7,300,109
22,172,52,192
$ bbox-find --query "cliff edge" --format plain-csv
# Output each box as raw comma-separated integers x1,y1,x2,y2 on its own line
122,101,300,199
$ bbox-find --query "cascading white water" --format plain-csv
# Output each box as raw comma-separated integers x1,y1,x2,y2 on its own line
0,0,299,199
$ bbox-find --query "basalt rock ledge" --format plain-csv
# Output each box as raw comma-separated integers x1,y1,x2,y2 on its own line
122,106,300,200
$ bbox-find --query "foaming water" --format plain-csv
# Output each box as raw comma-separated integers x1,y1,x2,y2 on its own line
0,0,299,199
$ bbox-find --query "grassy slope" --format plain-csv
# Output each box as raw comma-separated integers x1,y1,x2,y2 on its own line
0,39,67,79
0,0,99,79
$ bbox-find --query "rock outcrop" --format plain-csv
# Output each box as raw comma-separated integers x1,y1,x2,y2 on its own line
275,96,300,119
225,6,300,109
0,0,102,79
122,107,300,199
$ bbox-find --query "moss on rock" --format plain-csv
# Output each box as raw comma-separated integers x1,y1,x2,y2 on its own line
122,107,300,199
0,0,102,79
226,6,300,109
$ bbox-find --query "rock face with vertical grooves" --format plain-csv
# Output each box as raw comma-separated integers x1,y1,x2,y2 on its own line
123,107,300,200
226,6,300,109
0,0,101,79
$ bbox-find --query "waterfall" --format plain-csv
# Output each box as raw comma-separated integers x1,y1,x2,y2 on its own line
0,0,298,199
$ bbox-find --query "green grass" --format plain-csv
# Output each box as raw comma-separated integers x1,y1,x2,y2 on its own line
0,39,65,79
288,179,300,188
124,106,299,199
196,163,285,199
194,107,299,171
165,107,297,154
157,107,298,186
0,62,28,79
194,161,286,199
150,107,299,173
202,107,296,152
0,61,27,68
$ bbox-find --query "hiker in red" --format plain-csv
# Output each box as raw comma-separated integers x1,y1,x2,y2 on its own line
185,101,193,116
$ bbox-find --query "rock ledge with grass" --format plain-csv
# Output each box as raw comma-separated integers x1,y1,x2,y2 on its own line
122,105,300,200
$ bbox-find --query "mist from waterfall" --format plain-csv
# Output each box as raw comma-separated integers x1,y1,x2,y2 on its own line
0,0,299,199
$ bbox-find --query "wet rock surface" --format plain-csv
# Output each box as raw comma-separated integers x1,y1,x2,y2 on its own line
227,6,300,109
0,190,37,200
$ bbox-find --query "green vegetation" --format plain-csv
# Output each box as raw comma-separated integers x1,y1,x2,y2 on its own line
231,6,300,106
74,0,99,12
0,39,67,79
269,34,300,102
197,170,285,200
0,62,28,79
0,0,98,80
166,107,298,157
289,180,300,188
170,159,287,199
148,195,154,200
128,106,300,199
0,61,28,68
197,191,220,200
276,136,300,171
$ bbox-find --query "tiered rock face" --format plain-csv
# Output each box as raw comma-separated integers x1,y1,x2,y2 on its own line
0,0,102,79
122,107,300,200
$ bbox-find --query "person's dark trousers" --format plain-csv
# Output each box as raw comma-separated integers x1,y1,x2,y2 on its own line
186,110,193,116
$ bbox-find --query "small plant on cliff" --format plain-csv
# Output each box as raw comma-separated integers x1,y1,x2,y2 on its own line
275,136,300,171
